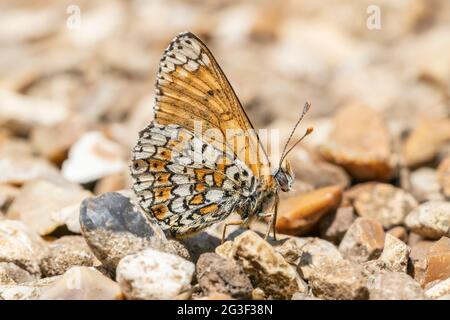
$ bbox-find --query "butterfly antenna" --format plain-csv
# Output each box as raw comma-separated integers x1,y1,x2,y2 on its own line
278,102,312,167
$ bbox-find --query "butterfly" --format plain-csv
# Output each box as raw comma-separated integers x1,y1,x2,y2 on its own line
130,32,312,241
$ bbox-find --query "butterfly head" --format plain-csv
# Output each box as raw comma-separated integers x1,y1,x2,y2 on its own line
274,158,294,192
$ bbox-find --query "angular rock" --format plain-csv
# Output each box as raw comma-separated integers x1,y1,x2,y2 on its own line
276,186,342,236
402,118,450,167
353,183,418,228
410,240,435,285
308,259,369,300
405,201,450,239
410,167,444,202
179,231,221,263
80,192,176,272
339,217,385,263
0,263,35,285
425,277,450,300
215,240,234,259
275,237,310,266
437,157,450,198
295,238,344,280
424,237,450,285
319,104,395,181
319,206,356,244
40,236,96,277
0,276,60,300
116,248,195,300
62,131,126,184
230,231,307,299
0,220,45,277
38,267,122,300
7,179,91,235
368,272,426,300
379,234,411,273
196,253,253,299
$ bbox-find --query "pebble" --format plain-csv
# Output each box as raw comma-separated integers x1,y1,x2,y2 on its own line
339,217,385,263
230,231,307,299
409,167,444,202
319,104,395,181
276,186,342,236
296,238,344,280
319,206,356,244
196,253,253,299
40,236,96,277
353,183,418,228
379,234,411,273
79,192,177,272
387,226,408,243
405,201,450,239
6,179,91,235
38,266,122,300
402,118,450,167
424,277,450,300
368,272,426,300
0,276,60,300
0,220,45,277
116,248,195,300
308,259,369,300
424,237,450,286
62,131,127,184
437,157,450,197
0,262,35,285
410,240,435,285
291,159,350,190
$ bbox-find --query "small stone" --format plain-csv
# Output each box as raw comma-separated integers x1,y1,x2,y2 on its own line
30,119,85,166
410,240,435,285
116,248,195,300
7,179,91,235
196,253,253,299
0,220,45,277
319,206,356,244
308,259,369,300
40,236,96,277
425,277,450,299
410,167,444,202
80,192,176,272
362,260,393,277
368,272,426,300
402,118,450,167
276,186,342,236
0,155,65,186
353,183,418,228
275,237,310,266
387,226,408,243
379,234,411,273
0,276,60,300
405,201,450,239
339,217,385,263
215,240,233,259
38,267,122,300
62,131,127,184
0,263,35,285
319,104,395,181
295,238,343,280
437,157,450,197
179,231,221,263
424,237,450,285
230,231,307,299
291,160,351,190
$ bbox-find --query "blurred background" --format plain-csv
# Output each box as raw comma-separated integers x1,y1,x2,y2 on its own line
0,0,449,198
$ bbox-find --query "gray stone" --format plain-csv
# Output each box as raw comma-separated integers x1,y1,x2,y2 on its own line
368,272,426,300
79,192,177,272
405,201,450,239
319,206,356,244
196,253,253,299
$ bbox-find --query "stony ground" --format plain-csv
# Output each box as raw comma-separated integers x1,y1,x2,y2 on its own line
0,0,450,300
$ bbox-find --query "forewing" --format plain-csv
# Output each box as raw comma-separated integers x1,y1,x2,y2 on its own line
153,32,271,179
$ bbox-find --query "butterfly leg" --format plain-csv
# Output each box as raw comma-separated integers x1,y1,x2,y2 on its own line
221,220,243,244
263,196,279,241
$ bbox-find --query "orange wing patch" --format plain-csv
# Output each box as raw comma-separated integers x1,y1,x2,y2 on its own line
153,187,172,202
149,159,166,172
151,204,169,220
199,203,219,215
189,194,205,205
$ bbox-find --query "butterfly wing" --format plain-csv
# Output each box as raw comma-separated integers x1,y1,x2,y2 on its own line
153,32,272,180
131,123,257,237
